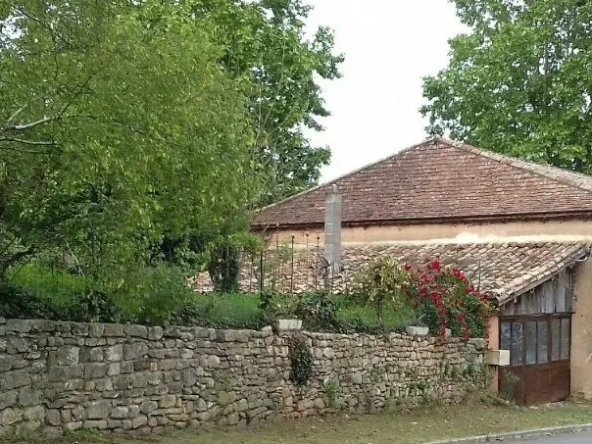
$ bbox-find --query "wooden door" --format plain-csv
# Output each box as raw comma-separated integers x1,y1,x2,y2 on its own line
499,316,571,405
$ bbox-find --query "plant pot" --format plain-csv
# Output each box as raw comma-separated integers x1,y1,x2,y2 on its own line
406,325,429,336
272,319,303,332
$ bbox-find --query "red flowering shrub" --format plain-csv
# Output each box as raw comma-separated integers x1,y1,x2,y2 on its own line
407,259,492,339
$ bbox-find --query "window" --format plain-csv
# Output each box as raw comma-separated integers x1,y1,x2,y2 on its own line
501,316,571,367
551,319,561,361
537,321,548,364
525,322,537,365
501,320,523,366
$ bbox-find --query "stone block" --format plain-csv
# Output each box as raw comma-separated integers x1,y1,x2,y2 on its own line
140,401,158,414
0,408,22,425
0,390,17,410
0,357,13,373
105,345,123,362
89,323,105,337
86,401,111,420
124,325,148,339
124,343,148,361
103,324,125,337
131,415,148,429
71,323,89,336
6,319,31,333
46,409,61,427
111,407,128,419
159,395,177,409
83,363,108,380
7,337,28,354
17,387,40,407
48,365,83,382
204,355,220,368
23,406,45,422
149,327,164,341
83,420,108,430
216,330,253,342
56,346,79,366
1,370,31,390
107,363,121,376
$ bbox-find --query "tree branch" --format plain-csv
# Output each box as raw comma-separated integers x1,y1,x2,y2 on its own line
6,106,26,125
4,115,56,132
0,137,55,146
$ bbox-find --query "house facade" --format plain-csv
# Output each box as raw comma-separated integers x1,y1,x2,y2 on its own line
251,138,592,405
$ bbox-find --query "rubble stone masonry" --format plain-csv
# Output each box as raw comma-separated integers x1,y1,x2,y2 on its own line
0,318,485,436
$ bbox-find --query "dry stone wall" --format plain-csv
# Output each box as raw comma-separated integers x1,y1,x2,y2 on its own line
0,317,486,437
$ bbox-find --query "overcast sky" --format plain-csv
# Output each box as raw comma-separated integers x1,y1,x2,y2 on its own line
305,0,467,182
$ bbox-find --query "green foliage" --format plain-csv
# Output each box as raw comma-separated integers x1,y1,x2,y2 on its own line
289,335,313,387
0,282,61,320
422,0,592,173
0,1,263,282
176,294,266,330
350,257,412,325
109,265,196,326
324,381,341,409
8,264,90,305
200,0,344,203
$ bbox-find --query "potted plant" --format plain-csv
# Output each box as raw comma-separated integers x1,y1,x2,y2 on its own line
268,296,303,332
406,306,430,336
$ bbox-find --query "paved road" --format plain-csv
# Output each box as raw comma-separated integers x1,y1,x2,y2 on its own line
516,431,592,443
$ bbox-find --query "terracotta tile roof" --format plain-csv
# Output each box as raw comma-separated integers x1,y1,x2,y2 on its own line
192,241,590,306
337,241,590,305
253,138,592,229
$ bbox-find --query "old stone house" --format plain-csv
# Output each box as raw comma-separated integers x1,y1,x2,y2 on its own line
251,138,592,405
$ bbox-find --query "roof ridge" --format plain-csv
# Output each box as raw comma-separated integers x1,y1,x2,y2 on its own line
253,136,440,226
439,138,592,194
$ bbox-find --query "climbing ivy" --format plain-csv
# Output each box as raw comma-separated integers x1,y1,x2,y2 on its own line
289,335,313,387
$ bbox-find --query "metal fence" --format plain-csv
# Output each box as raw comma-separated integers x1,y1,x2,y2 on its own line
192,237,346,295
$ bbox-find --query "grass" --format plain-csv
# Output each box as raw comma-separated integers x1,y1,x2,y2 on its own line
7,264,90,304
5,263,414,332
7,401,592,444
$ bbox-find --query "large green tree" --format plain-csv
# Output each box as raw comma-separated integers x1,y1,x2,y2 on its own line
0,1,260,277
196,0,343,203
422,0,592,172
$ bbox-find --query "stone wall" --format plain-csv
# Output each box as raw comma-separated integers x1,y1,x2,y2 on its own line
0,318,486,437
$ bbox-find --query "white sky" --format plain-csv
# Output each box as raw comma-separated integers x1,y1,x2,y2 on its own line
305,0,467,182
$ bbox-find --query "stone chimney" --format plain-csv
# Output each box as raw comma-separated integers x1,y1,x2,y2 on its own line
324,184,342,275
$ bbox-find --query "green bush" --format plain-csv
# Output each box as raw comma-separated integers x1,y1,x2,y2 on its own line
8,264,91,305
108,265,195,326
177,293,265,329
0,281,61,320
2,262,416,333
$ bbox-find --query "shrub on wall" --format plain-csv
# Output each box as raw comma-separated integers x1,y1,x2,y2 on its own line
350,257,412,326
407,259,492,339
350,257,491,339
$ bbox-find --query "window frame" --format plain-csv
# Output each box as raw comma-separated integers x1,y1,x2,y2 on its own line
499,314,572,367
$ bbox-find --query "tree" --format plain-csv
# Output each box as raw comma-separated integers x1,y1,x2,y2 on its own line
421,0,592,172
195,0,344,204
0,1,261,278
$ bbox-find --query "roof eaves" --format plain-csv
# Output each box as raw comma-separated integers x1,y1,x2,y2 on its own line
251,210,592,230
495,243,591,306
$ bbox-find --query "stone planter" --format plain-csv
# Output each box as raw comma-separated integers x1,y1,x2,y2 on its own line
406,326,429,336
272,319,302,332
